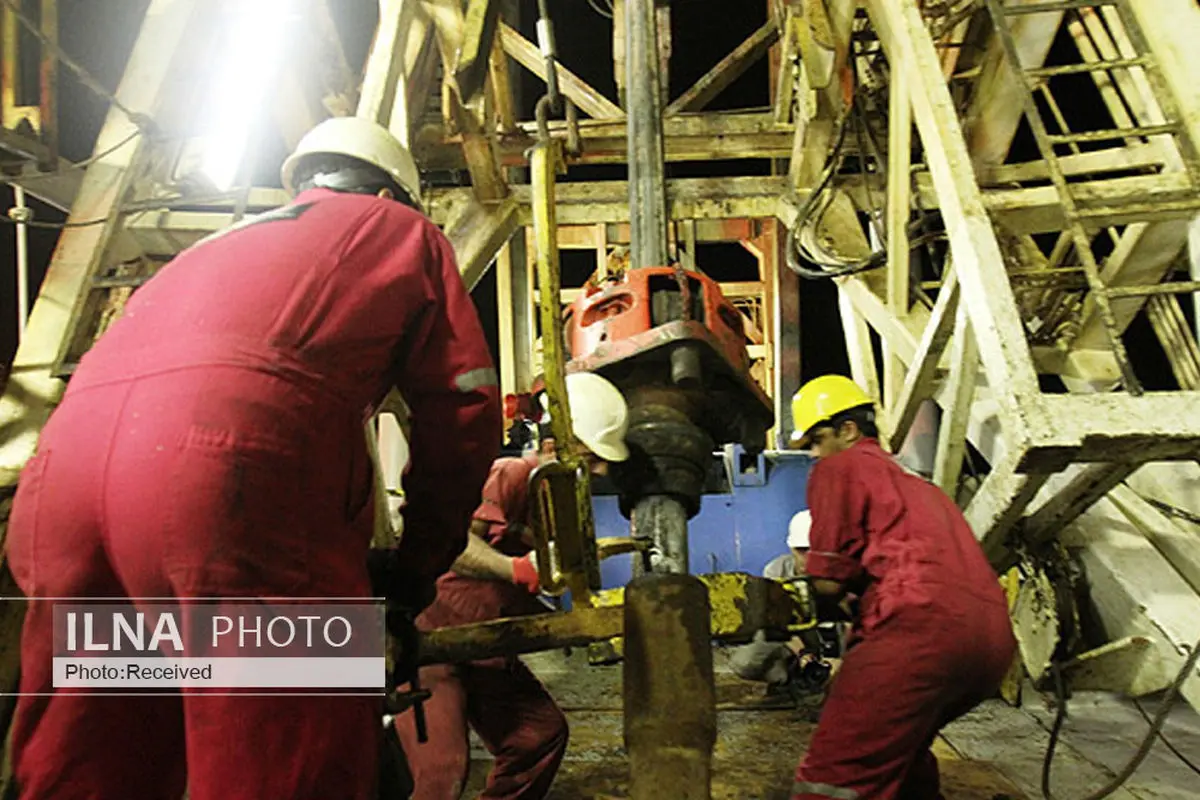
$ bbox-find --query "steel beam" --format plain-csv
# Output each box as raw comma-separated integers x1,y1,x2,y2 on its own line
1062,495,1200,711
499,22,623,119
788,0,854,191
933,300,979,496
886,270,960,454
0,0,207,487
454,0,501,103
442,194,521,290
837,287,884,406
665,18,780,115
357,0,438,148
884,72,913,425
965,0,1063,169
867,0,1047,455
1037,393,1200,464
452,111,795,166
1124,0,1200,180
498,176,790,226
1109,477,1200,594
496,234,534,396
1072,221,1190,354
965,449,1052,563
1023,462,1138,544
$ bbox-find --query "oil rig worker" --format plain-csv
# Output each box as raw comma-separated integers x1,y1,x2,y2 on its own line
728,510,838,699
788,375,1016,800
4,116,502,800
394,371,631,800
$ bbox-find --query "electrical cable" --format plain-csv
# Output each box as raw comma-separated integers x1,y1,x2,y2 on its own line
1041,636,1200,800
0,213,110,230
783,29,948,280
1132,698,1200,776
586,0,614,19
1118,481,1200,527
10,129,142,180
0,0,157,134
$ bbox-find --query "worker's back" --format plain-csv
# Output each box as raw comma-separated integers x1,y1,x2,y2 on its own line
72,187,442,416
35,186,501,593
807,438,1007,630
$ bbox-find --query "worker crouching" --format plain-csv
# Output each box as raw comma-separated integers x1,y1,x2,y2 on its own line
394,372,631,800
4,117,502,800
788,375,1017,800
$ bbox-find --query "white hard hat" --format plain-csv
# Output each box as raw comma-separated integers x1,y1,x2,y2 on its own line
787,509,812,550
564,372,630,463
279,116,423,210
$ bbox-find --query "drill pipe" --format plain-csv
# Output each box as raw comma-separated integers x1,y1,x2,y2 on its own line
623,573,717,799
632,494,690,575
625,0,668,269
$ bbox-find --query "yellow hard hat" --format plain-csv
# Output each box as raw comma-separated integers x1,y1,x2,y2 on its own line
280,116,424,210
789,375,873,446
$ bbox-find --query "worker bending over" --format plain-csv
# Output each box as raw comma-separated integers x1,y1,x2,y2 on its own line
4,117,501,800
788,375,1016,800
395,371,631,800
728,511,839,700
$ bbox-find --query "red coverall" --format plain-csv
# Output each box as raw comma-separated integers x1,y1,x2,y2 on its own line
395,453,569,799
792,438,1016,800
4,188,502,800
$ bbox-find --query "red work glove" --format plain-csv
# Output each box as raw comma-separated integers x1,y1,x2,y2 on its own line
511,552,541,594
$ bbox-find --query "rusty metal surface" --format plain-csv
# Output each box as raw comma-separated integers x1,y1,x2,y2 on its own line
417,605,624,666
417,573,816,667
623,574,716,799
567,320,772,421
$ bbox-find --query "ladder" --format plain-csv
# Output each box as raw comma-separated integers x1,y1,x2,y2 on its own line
985,0,1200,395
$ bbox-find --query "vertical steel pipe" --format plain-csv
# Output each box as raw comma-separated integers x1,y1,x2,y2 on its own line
623,573,716,799
632,494,689,576
625,0,668,268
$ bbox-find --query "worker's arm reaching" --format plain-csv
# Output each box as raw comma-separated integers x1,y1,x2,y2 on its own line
802,453,871,623
450,521,541,592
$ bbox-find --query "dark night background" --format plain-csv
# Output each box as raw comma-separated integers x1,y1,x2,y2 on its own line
0,0,1188,394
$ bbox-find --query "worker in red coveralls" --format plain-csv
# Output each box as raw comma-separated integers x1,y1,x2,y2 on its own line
3,116,502,800
395,371,631,799
787,375,1016,800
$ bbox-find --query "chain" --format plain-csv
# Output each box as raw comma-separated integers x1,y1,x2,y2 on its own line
0,0,157,135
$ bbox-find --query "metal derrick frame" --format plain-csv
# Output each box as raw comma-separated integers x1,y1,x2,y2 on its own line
5,0,1196,525
1,0,1200,767
848,0,1200,709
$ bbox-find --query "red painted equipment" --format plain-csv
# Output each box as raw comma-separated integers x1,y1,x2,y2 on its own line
566,266,753,377
563,265,774,525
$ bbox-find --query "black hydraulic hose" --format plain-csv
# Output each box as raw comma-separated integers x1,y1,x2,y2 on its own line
1041,636,1200,800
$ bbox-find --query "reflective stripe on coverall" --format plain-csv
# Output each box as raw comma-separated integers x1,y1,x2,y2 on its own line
4,188,502,800
394,454,569,800
791,439,1016,800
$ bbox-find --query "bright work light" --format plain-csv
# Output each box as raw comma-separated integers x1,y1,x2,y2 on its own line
200,0,299,192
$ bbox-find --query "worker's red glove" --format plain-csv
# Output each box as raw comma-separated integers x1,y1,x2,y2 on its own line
511,553,541,594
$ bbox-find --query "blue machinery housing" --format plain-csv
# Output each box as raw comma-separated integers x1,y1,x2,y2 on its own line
592,447,814,590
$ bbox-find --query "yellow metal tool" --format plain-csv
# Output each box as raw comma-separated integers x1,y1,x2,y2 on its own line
418,572,819,666
528,103,601,608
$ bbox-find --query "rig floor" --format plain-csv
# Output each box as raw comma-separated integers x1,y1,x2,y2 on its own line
458,650,1200,800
